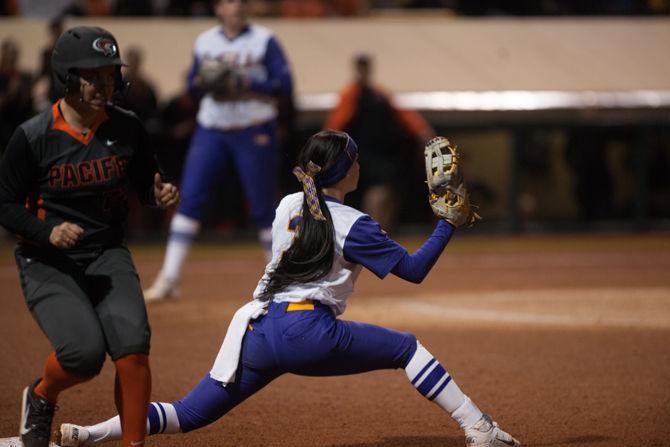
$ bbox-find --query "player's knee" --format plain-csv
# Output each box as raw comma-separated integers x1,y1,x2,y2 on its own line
398,332,418,368
172,399,220,433
175,201,204,222
172,375,233,432
57,340,106,376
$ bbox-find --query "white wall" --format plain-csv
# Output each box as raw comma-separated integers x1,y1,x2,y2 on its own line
2,16,669,100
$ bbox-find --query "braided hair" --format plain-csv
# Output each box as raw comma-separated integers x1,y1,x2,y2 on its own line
259,130,352,300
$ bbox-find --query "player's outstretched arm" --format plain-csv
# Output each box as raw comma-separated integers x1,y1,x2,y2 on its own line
341,214,454,285
389,219,454,284
343,136,480,284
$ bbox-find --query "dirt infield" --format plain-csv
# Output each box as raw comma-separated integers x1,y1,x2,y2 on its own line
1,233,669,447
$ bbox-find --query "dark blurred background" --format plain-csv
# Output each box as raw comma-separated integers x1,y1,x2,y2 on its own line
1,0,669,243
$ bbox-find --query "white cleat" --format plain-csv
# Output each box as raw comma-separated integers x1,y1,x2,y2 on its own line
465,414,520,447
143,276,180,302
54,424,90,447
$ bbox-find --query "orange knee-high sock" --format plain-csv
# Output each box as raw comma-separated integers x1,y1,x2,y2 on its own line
33,352,92,404
114,354,151,447
114,372,124,421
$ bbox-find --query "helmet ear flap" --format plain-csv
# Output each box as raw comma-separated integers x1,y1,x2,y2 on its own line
64,71,80,94
51,67,78,97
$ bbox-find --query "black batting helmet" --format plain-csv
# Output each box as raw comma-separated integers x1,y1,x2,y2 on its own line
52,26,125,96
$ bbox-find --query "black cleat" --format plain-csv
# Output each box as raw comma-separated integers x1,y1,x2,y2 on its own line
20,379,56,447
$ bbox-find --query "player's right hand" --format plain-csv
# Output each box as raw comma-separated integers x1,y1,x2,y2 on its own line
49,222,84,249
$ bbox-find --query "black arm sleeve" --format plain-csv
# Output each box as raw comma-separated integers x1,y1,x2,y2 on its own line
128,121,159,207
0,128,53,245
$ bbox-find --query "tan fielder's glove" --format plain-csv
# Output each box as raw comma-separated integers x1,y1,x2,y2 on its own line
198,59,244,98
424,136,481,227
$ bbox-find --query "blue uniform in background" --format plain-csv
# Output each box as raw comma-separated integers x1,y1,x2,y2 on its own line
142,23,294,300
180,23,293,229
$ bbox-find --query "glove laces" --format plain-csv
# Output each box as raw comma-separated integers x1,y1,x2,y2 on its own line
293,161,326,221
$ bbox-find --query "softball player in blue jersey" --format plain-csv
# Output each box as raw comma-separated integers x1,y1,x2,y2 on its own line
56,131,520,447
144,0,293,301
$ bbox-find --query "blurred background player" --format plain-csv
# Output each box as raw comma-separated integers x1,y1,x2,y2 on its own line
144,0,294,302
325,52,434,232
0,26,179,447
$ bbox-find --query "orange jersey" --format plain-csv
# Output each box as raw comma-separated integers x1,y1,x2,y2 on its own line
324,82,431,138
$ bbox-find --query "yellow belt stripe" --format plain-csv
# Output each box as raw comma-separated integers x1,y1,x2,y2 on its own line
286,301,315,312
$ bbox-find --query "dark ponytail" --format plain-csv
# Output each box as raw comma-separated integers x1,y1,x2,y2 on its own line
259,131,350,300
